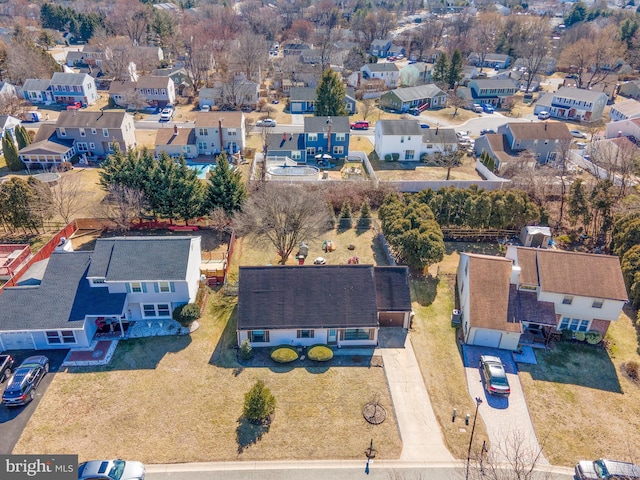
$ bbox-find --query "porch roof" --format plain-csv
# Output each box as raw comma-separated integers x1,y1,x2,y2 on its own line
507,286,556,326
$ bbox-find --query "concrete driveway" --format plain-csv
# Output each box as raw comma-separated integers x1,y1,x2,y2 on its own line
0,349,69,454
462,345,547,465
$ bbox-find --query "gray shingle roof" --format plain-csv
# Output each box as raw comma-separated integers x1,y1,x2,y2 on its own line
389,84,445,102
374,267,411,311
422,127,459,144
267,132,305,151
0,252,126,331
87,236,195,281
366,63,399,73
22,79,52,91
56,111,129,129
51,72,92,85
554,86,608,102
471,79,517,90
289,87,316,101
304,116,350,133
237,265,380,330
378,119,423,135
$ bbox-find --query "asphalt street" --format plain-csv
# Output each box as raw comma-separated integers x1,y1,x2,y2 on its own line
145,461,575,480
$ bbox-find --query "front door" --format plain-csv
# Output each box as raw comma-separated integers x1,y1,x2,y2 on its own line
327,329,337,345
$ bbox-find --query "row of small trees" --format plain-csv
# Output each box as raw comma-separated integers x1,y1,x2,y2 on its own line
99,148,246,228
412,186,542,230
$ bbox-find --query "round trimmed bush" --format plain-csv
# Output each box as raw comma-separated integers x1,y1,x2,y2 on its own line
270,346,298,363
575,331,586,342
308,345,334,362
585,331,603,345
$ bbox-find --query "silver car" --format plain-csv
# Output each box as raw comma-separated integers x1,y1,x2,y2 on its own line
78,460,145,480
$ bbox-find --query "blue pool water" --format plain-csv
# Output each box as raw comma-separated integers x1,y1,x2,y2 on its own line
187,164,214,179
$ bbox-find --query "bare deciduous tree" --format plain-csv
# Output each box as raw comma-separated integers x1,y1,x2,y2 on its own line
359,98,374,122
234,184,331,264
100,184,145,231
46,172,85,224
514,16,551,93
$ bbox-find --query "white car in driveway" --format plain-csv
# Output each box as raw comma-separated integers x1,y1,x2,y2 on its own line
160,106,175,121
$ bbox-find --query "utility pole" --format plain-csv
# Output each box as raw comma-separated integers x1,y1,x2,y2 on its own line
465,396,483,480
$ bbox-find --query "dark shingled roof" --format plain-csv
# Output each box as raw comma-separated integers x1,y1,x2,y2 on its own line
304,116,350,134
87,236,195,281
267,132,305,152
0,252,126,331
374,266,412,311
238,265,383,330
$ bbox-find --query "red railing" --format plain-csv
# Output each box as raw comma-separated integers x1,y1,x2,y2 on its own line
0,221,78,290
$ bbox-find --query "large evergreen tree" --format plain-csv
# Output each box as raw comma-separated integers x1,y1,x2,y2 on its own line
446,49,464,89
315,68,347,117
432,52,448,88
206,152,246,216
2,131,23,172
15,125,31,150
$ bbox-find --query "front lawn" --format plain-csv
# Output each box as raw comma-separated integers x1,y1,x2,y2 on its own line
14,289,401,462
519,310,640,466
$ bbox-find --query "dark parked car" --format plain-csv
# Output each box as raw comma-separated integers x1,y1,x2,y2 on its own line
1,355,49,406
480,129,496,135
575,459,640,480
78,460,146,480
0,354,14,383
479,355,510,396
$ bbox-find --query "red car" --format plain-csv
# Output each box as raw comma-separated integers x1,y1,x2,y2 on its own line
66,101,82,110
350,120,369,130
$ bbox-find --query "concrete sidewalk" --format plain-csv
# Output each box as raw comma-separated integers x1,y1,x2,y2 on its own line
379,335,453,461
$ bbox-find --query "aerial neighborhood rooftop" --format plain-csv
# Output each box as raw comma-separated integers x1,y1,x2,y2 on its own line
0,0,639,477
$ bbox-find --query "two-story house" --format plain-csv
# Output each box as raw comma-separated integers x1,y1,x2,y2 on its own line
375,120,458,160
370,39,392,58
399,62,433,87
468,79,517,107
49,72,98,106
379,84,447,113
289,87,356,114
0,236,202,351
608,99,640,122
134,76,175,107
21,79,54,104
473,121,573,172
198,81,259,111
19,111,136,166
534,87,608,122
361,63,400,88
155,111,246,158
266,132,307,163
304,116,350,159
374,120,423,161
456,247,627,351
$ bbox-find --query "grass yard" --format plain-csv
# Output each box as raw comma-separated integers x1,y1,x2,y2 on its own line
410,270,489,459
519,309,640,466
229,227,388,275
14,289,401,463
371,154,484,182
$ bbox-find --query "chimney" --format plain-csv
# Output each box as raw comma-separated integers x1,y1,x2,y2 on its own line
326,116,332,155
618,131,623,138
173,124,178,136
283,132,287,141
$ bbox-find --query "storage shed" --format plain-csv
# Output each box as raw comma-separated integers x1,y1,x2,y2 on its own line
520,226,551,248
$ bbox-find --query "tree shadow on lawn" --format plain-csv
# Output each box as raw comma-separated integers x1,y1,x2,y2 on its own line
71,335,192,372
518,342,622,393
236,417,270,454
410,276,439,307
209,303,241,368
445,241,503,257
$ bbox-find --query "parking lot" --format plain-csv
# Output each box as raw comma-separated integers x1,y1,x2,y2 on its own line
0,349,69,454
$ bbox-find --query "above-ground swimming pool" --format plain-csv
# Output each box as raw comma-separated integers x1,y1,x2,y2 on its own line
266,165,320,181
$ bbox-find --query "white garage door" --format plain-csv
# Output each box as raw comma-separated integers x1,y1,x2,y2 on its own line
1,332,35,350
291,103,302,113
473,329,502,348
